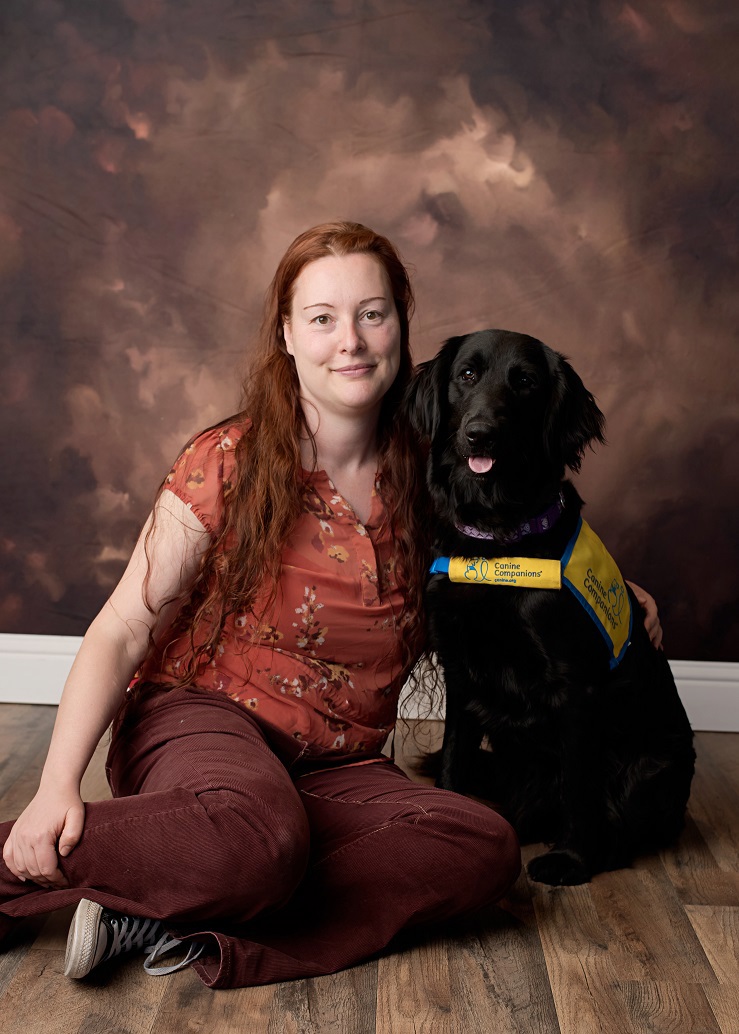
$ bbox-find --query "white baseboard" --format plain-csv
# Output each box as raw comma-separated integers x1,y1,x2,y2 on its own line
0,633,737,732
399,658,738,732
665,660,738,734
0,633,84,706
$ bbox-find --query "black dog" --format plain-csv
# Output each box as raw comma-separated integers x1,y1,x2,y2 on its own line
405,329,695,886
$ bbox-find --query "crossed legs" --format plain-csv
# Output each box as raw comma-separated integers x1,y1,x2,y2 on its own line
0,687,520,988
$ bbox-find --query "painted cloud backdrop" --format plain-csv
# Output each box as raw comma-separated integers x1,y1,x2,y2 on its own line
1,0,737,658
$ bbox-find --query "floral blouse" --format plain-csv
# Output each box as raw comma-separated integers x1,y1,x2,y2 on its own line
137,423,411,764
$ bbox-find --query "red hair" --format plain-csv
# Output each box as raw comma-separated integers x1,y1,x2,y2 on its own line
138,223,429,695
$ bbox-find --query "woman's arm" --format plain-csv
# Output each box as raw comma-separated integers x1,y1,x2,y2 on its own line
2,491,210,887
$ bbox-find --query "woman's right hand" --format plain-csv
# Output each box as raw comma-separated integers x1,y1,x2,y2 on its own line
2,787,85,888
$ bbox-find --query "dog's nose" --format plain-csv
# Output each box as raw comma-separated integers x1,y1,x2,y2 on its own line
465,422,494,447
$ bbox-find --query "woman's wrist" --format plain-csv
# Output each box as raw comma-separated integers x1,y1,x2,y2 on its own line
38,763,84,796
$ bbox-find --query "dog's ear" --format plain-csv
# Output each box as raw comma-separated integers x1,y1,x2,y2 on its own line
545,349,606,472
402,336,463,441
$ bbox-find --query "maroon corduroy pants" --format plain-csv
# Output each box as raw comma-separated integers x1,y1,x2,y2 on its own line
0,686,520,988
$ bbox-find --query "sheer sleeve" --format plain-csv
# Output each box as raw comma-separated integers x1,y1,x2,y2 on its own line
162,423,244,535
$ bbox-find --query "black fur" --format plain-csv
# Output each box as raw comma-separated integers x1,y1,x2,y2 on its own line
405,329,695,886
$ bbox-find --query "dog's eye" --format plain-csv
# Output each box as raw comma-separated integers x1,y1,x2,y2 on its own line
510,369,537,391
460,368,477,383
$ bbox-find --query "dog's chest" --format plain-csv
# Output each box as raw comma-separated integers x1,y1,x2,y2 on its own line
427,573,606,712
428,577,547,672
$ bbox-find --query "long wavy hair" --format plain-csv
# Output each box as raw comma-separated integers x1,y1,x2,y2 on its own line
134,222,430,701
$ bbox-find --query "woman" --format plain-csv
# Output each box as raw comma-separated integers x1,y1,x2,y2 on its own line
0,222,525,989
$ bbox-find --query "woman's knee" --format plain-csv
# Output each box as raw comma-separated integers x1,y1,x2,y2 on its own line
477,809,522,901
424,798,521,910
179,788,311,921
145,781,310,922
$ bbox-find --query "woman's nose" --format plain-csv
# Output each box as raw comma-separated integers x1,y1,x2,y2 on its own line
340,322,365,353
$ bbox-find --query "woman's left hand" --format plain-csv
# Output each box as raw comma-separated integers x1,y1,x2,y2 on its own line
626,581,663,650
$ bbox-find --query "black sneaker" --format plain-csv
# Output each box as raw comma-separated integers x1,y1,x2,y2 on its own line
64,898,193,978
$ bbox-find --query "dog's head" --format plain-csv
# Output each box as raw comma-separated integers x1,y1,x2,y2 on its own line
403,329,605,520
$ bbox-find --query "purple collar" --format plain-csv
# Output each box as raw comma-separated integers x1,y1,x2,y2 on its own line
455,492,565,544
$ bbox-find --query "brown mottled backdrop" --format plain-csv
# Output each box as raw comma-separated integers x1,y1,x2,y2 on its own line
0,0,737,660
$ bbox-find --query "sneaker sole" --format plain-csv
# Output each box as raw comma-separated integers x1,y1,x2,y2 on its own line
64,898,103,979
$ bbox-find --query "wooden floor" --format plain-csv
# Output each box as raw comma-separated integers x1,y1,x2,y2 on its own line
0,706,737,1034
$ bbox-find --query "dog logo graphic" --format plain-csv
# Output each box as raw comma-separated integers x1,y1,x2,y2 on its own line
608,580,626,623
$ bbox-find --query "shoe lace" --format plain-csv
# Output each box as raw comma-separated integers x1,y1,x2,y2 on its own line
144,934,205,976
107,915,164,958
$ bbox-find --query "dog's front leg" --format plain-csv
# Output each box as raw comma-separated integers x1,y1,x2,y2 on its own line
436,660,484,794
526,705,603,886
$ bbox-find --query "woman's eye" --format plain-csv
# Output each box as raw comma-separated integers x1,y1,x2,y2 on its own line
460,368,477,383
313,314,331,326
363,310,382,321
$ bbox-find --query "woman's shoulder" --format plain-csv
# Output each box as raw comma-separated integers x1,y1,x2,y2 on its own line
163,416,250,534
177,416,250,459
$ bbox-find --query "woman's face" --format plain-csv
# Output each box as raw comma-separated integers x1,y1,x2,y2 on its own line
283,252,401,424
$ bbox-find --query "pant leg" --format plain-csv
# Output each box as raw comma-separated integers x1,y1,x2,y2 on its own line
188,759,521,988
2,691,519,990
0,687,310,935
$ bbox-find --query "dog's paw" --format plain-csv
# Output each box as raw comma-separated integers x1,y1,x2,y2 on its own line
527,849,591,886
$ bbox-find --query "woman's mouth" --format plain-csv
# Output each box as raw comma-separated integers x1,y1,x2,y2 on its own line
333,364,376,376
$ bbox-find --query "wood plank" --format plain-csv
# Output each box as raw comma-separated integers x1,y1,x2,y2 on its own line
529,838,727,1034
0,705,55,786
79,732,113,803
699,733,739,798
685,904,739,1032
305,963,379,1033
0,706,57,1004
0,706,56,820
660,815,739,907
154,970,277,1033
702,988,739,1034
689,742,739,872
447,884,560,1033
0,917,45,997
615,980,721,1034
589,856,718,983
376,934,452,1034
0,946,168,1034
31,904,76,950
685,905,739,984
270,977,316,1033
528,874,635,1034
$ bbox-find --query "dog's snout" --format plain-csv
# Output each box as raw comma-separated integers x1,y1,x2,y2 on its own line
464,420,496,447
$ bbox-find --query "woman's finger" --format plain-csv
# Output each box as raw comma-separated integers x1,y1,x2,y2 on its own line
58,803,85,858
28,837,68,887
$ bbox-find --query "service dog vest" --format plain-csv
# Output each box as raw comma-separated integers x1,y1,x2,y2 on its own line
430,517,633,669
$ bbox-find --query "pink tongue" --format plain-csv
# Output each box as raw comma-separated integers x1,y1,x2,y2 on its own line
469,456,494,474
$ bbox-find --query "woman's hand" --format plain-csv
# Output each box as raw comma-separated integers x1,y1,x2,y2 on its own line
626,580,663,650
2,787,85,888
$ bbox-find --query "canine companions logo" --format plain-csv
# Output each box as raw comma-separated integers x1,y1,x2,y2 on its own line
445,556,562,589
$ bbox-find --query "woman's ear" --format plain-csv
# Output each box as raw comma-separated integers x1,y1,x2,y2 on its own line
282,320,294,356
